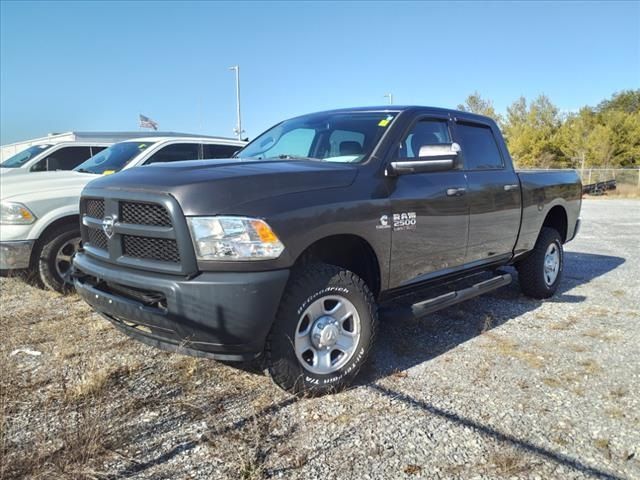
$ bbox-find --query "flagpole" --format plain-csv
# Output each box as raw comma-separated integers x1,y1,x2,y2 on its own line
229,65,243,140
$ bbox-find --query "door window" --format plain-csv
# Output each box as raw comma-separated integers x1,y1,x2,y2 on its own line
145,143,200,164
456,123,504,170
399,119,451,158
90,146,107,156
31,146,92,171
202,144,240,159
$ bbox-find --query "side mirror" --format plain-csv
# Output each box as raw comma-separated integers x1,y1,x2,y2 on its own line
387,143,460,176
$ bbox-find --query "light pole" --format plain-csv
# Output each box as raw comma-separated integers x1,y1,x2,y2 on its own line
384,93,393,105
229,65,244,140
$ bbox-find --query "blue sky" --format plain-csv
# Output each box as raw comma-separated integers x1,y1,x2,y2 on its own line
1,1,638,144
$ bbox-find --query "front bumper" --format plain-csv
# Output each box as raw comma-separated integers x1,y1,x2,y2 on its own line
0,240,34,270
72,252,289,361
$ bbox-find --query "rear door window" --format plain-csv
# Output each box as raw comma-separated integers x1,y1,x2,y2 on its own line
145,143,200,164
90,146,107,156
455,123,504,170
202,144,240,159
31,146,93,171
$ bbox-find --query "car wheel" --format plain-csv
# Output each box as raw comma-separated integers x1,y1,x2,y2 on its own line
36,224,81,293
266,263,377,396
516,227,564,299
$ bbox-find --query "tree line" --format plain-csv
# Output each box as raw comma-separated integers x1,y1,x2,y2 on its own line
457,89,640,169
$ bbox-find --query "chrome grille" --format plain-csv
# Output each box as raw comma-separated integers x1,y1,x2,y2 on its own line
85,199,105,219
120,202,171,226
122,235,180,263
87,228,108,250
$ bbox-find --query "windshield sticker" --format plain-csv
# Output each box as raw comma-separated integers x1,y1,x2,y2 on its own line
378,115,394,127
102,170,115,175
138,144,147,150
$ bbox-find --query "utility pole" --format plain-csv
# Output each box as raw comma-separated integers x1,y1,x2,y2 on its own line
229,65,244,140
384,93,393,105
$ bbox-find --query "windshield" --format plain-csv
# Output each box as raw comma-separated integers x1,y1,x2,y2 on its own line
237,111,397,163
74,141,154,174
1,144,53,168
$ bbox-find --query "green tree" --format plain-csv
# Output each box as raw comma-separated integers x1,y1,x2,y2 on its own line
457,91,503,125
503,95,563,168
558,107,596,168
597,89,640,114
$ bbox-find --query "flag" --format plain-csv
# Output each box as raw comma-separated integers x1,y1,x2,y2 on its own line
139,114,159,131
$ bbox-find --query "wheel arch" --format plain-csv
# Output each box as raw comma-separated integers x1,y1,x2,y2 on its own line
542,205,568,243
29,215,80,267
295,234,382,298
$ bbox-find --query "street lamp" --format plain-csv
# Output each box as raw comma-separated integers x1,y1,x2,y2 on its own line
229,65,244,140
384,93,393,105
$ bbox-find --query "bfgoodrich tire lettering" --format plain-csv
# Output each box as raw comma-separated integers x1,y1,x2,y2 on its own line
266,263,377,396
516,227,564,299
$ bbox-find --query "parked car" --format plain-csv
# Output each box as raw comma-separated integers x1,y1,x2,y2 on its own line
1,142,110,175
0,136,245,291
0,131,215,175
71,107,582,395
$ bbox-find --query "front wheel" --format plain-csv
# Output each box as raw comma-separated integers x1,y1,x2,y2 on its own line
36,224,81,293
266,263,377,396
516,227,564,299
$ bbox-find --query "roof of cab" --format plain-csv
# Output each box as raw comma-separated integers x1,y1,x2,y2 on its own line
120,136,246,144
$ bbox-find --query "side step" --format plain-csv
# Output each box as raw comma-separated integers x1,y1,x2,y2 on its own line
411,273,511,319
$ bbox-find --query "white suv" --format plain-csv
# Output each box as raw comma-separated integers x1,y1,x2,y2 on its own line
1,142,111,175
0,136,245,291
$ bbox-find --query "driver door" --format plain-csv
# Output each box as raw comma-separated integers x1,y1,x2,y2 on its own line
387,116,469,287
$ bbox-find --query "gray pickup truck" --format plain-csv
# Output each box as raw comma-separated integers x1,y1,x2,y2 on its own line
72,106,581,395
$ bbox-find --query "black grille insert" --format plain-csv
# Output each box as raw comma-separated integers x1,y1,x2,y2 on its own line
85,199,105,219
122,235,180,263
87,228,108,250
120,202,171,227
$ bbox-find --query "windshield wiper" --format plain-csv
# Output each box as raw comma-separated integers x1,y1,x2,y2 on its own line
75,168,94,173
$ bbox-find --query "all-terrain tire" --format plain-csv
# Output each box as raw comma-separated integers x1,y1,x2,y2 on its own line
266,263,377,396
36,224,81,293
516,227,563,299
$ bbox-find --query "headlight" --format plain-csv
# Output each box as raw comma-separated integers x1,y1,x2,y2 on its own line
187,216,284,260
0,202,36,225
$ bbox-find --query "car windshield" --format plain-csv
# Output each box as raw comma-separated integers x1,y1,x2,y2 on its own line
1,144,53,168
237,111,397,163
74,141,155,174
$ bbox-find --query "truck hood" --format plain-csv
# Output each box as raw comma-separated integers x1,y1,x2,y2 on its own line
85,159,359,214
0,170,96,201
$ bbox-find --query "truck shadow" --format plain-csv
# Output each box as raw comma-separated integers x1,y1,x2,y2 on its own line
359,251,625,383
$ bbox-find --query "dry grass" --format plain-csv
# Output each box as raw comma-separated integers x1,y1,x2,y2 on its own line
0,277,290,479
481,333,545,369
485,449,537,476
549,314,579,331
403,464,422,475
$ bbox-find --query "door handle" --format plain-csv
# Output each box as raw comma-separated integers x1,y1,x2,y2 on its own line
446,187,466,197
503,184,519,191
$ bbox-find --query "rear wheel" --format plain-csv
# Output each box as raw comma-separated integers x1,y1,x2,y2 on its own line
516,227,563,299
266,263,377,396
36,224,81,293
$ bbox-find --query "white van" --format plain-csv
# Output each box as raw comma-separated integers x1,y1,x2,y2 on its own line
0,136,245,291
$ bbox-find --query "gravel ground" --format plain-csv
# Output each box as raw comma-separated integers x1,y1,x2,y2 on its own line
1,199,639,480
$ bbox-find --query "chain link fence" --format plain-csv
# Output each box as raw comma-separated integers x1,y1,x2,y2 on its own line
578,168,639,187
